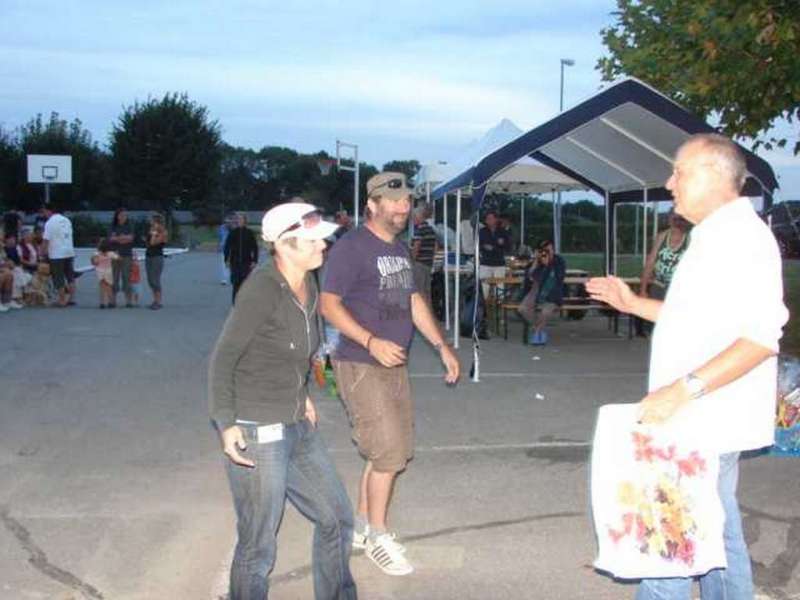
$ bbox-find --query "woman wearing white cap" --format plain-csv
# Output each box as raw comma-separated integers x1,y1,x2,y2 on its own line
209,202,357,600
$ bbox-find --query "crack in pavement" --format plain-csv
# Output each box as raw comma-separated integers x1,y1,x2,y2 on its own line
268,510,583,587
0,505,105,600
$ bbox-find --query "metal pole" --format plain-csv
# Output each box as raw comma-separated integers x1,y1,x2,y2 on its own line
652,201,658,246
520,195,525,249
454,189,462,348
551,189,557,248
642,188,649,266
634,202,639,260
354,146,360,227
427,181,434,223
45,182,51,205
605,190,611,275
613,202,619,275
560,61,565,112
443,192,450,331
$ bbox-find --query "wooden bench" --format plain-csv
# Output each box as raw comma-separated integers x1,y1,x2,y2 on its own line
500,298,624,343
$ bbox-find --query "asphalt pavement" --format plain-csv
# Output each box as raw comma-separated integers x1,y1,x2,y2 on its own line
0,251,797,600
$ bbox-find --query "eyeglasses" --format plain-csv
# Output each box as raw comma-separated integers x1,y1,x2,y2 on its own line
370,178,407,194
278,210,322,239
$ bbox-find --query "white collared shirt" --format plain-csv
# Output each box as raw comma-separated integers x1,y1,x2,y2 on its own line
649,197,789,453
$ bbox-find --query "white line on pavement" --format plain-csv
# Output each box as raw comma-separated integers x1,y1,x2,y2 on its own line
327,441,590,454
409,372,646,378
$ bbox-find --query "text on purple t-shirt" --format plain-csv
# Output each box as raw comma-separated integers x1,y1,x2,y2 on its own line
322,226,416,365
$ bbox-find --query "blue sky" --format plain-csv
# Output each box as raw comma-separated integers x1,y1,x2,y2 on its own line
1,0,798,197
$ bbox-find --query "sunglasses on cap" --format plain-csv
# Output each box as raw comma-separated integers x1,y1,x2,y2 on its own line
278,210,322,239
371,178,408,194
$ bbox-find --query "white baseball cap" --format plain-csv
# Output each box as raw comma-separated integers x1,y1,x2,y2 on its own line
261,202,339,242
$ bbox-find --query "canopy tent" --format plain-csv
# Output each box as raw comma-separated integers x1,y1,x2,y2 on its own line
430,78,779,379
439,77,778,273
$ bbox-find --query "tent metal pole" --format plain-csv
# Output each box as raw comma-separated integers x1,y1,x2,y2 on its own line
444,192,450,331
520,195,525,249
613,201,618,275
642,188,648,266
555,190,562,252
427,181,432,221
652,200,658,244
604,190,611,275
551,188,556,247
454,189,462,348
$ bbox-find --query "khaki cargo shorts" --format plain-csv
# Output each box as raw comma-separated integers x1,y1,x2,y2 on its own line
333,360,414,473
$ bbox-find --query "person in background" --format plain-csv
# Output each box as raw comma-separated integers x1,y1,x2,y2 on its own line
224,212,259,304
3,211,22,242
109,207,135,308
218,216,231,285
517,239,566,345
129,259,141,306
478,210,512,301
333,210,352,241
209,201,355,600
499,214,517,256
32,226,46,258
0,243,15,312
409,204,438,305
635,211,691,337
34,207,49,231
91,238,119,308
17,227,39,274
145,214,169,310
0,233,23,311
42,206,76,307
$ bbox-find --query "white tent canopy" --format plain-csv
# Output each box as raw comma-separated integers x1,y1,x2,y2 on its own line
419,120,587,348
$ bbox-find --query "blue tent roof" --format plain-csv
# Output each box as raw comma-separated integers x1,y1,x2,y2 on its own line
433,78,779,208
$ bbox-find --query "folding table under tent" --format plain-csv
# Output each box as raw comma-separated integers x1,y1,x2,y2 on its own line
432,77,778,380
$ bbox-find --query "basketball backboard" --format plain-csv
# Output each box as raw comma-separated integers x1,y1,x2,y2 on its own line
27,155,72,184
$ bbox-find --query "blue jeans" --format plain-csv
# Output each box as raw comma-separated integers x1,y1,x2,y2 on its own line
225,420,357,600
635,452,753,600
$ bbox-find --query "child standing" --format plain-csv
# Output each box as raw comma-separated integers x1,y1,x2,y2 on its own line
91,239,118,308
129,258,141,306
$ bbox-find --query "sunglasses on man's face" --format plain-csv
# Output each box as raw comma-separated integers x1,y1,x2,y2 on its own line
371,178,407,193
278,210,322,239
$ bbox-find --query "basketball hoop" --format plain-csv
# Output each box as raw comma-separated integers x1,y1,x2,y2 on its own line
317,158,335,176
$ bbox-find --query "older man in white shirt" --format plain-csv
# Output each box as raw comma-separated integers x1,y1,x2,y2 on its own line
587,133,788,600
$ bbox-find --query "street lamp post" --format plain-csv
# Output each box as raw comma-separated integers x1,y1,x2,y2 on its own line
555,58,575,253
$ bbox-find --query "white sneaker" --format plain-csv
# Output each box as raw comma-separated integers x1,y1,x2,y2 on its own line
8,300,23,309
366,532,413,576
0,304,9,313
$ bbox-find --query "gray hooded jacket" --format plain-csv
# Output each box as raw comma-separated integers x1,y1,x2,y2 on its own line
208,261,320,431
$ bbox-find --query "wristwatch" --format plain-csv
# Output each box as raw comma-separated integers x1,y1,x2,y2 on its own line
682,373,706,400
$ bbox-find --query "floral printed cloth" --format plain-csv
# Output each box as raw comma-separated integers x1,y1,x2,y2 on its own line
592,404,726,578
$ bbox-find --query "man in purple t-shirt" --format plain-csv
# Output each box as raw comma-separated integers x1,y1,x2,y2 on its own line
321,172,460,576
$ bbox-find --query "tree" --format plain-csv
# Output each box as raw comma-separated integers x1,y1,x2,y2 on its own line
382,159,421,181
15,113,113,211
110,93,222,213
598,0,800,154
0,127,21,211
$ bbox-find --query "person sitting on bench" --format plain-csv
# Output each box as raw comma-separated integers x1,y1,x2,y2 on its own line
517,240,566,345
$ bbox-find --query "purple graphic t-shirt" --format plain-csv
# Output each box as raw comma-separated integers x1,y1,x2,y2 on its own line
322,226,416,365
